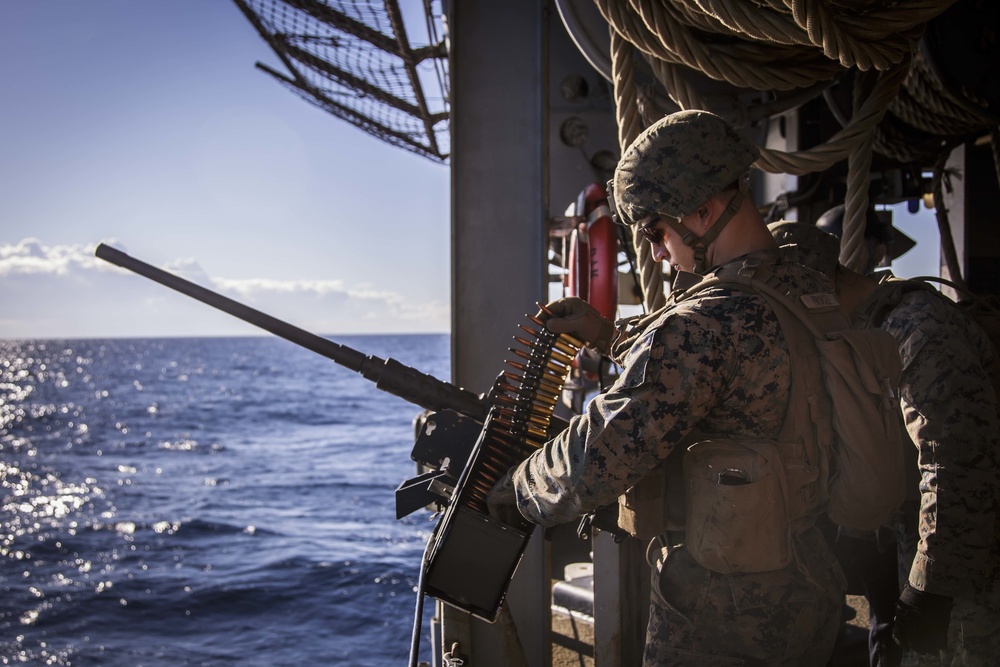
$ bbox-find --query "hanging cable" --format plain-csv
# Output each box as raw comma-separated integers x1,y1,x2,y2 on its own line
407,532,435,667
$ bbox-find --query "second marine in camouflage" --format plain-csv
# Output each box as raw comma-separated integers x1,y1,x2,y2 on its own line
772,219,1000,666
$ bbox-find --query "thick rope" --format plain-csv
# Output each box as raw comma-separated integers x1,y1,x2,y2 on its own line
874,30,1000,166
756,61,908,175
611,28,666,312
646,56,833,128
786,0,934,71
598,0,842,91
600,0,913,176
890,49,998,139
612,29,644,157
840,70,878,272
646,58,701,113
602,0,994,287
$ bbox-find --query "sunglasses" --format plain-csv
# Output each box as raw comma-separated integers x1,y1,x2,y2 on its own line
638,219,668,246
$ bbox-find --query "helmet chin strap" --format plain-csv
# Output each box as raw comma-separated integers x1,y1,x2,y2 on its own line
662,187,744,274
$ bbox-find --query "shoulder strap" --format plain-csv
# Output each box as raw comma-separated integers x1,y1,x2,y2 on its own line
676,262,847,339
910,275,975,301
676,260,841,531
679,257,908,532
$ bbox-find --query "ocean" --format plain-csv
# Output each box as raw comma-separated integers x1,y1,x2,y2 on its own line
0,334,450,666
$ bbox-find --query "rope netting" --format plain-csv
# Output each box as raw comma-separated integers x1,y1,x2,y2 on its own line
600,0,998,292
235,0,450,162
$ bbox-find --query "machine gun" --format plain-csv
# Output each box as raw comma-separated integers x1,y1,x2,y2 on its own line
95,243,578,621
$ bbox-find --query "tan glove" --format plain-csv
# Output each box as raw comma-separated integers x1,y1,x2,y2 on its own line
538,297,616,355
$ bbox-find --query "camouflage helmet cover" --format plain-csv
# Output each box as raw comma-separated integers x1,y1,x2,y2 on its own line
767,221,840,278
613,110,760,225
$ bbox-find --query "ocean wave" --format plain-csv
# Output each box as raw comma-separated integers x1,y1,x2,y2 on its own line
0,336,448,666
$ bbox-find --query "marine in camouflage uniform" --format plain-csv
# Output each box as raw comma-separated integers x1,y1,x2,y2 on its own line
860,283,1000,667
490,111,846,666
772,221,1000,667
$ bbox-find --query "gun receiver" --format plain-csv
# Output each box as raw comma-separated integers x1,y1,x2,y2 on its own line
94,243,488,422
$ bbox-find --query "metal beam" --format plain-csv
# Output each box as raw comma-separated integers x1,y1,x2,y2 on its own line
450,0,549,665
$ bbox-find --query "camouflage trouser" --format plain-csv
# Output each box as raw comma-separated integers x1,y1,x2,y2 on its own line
644,527,845,666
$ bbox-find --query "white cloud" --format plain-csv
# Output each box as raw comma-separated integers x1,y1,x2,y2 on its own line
0,238,95,276
213,276,349,297
0,240,448,339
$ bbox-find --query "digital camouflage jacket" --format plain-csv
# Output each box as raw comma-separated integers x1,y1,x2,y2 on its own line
859,281,1000,599
511,249,833,528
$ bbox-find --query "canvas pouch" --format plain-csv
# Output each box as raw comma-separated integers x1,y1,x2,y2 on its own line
683,438,792,574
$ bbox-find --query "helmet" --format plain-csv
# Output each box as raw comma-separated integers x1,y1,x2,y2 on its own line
767,221,841,278
815,204,892,245
815,204,916,268
612,110,760,225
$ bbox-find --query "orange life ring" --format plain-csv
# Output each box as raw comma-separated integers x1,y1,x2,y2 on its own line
567,183,618,320
583,183,618,320
564,183,620,386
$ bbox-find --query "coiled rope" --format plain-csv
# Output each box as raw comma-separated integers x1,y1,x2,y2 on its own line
600,0,999,277
612,27,666,311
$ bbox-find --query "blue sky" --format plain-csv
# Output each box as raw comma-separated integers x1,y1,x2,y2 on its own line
1,2,450,339
0,3,943,340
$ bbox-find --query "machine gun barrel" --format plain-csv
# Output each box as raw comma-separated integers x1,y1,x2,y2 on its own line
94,244,488,421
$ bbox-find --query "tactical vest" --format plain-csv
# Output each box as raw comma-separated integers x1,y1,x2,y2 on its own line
617,257,905,574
